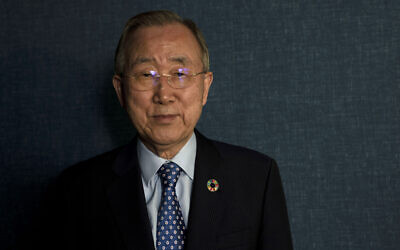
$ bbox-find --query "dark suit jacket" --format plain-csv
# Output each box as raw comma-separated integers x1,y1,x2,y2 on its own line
34,131,292,250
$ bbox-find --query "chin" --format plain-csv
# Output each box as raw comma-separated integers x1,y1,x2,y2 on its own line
151,128,190,145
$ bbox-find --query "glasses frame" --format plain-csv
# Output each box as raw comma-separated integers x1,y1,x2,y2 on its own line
122,70,207,91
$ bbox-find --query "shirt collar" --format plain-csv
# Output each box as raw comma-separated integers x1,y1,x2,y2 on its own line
137,133,196,185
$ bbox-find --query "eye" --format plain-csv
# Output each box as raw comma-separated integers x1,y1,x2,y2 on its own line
140,70,157,78
172,68,190,78
173,72,187,77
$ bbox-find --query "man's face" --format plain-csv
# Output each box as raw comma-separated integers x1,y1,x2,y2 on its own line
113,23,213,157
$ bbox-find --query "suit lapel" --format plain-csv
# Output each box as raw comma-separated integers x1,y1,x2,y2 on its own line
107,139,155,250
185,131,225,250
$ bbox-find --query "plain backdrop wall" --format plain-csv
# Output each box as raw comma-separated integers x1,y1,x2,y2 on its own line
1,0,399,249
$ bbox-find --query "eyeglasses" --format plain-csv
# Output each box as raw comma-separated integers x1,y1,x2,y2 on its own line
122,68,206,91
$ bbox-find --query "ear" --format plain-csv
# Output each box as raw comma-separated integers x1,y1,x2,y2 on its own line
112,74,125,107
201,71,213,106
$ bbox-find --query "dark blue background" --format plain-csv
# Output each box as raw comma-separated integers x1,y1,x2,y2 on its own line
1,0,399,249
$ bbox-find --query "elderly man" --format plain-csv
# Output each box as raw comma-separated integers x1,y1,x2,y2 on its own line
37,10,293,250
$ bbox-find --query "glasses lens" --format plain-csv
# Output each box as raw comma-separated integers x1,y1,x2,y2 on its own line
129,68,200,90
170,68,191,88
131,71,157,90
171,76,186,88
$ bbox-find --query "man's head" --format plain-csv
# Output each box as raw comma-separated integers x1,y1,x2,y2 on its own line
112,10,213,159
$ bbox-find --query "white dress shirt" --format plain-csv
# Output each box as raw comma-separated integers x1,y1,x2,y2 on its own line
137,133,196,247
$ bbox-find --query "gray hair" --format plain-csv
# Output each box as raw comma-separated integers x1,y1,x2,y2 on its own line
114,10,210,75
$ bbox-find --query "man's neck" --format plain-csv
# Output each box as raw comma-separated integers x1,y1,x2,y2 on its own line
139,133,193,160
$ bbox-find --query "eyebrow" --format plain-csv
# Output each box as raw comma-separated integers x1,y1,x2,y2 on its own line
130,56,192,68
130,57,154,67
168,56,191,65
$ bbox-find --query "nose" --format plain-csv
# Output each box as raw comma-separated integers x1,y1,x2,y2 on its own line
152,75,175,104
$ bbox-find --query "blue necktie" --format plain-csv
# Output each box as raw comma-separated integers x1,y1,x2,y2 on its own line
156,162,186,250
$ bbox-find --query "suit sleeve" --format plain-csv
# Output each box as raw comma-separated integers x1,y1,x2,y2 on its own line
258,159,293,250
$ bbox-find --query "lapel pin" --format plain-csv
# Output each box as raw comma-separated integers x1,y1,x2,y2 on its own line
207,179,219,192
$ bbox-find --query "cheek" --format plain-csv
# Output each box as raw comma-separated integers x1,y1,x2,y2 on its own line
193,83,206,105
180,85,205,120
124,89,150,123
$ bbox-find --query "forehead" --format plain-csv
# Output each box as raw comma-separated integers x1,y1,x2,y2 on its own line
126,23,202,67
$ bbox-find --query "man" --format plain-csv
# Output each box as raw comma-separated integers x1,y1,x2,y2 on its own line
37,10,293,250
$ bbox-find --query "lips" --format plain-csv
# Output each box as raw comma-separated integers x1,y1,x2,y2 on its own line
152,114,178,123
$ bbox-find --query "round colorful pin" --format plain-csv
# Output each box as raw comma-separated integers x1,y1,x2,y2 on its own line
207,179,219,192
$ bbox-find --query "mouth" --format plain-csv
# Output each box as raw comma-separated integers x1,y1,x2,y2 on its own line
151,114,179,123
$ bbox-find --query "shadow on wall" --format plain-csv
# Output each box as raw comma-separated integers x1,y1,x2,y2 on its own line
101,64,137,147
1,46,90,249
2,46,137,249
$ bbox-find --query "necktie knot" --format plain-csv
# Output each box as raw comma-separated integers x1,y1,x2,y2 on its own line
158,162,182,188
